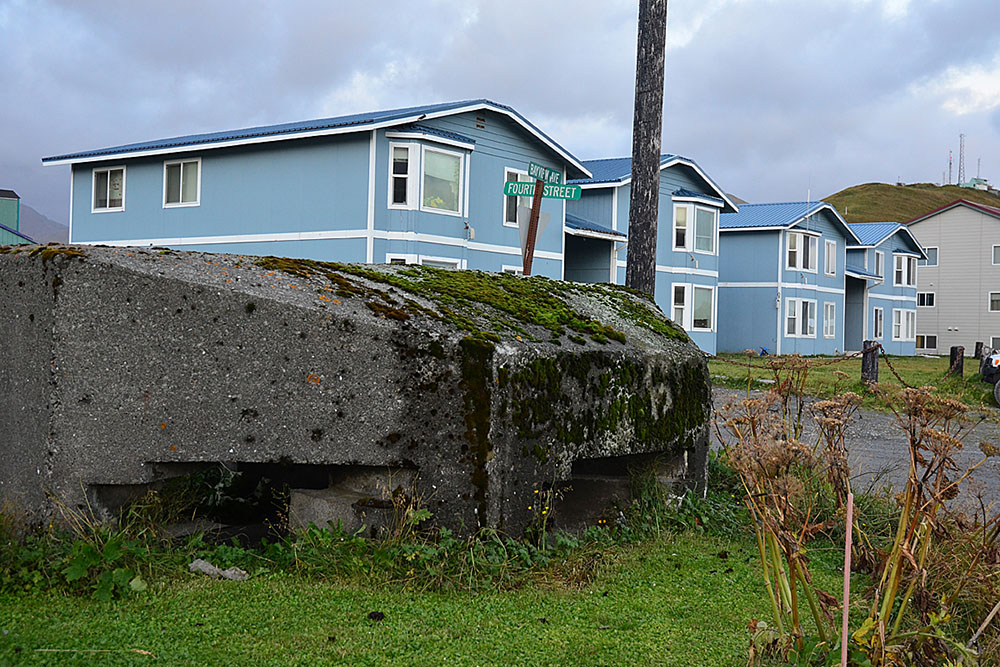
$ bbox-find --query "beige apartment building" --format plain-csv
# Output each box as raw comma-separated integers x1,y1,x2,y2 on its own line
907,200,1000,354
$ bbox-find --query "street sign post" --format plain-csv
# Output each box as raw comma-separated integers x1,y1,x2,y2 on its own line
505,162,578,275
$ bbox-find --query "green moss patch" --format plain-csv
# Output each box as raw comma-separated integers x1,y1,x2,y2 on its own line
254,257,686,345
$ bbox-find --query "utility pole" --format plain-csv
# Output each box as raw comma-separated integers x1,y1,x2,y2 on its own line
624,0,668,297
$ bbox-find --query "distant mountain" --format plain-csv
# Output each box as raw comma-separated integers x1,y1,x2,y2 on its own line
824,182,1000,223
18,204,68,244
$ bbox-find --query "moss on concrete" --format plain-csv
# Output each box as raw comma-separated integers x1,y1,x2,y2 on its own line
254,257,687,345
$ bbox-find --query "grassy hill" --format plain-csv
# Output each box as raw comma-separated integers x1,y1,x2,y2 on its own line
824,182,1000,223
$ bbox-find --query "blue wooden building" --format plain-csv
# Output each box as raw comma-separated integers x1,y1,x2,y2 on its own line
42,100,594,281
718,202,861,355
0,189,33,245
566,156,738,353
844,222,925,356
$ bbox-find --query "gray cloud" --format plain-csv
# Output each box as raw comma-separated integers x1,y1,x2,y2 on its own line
2,0,999,222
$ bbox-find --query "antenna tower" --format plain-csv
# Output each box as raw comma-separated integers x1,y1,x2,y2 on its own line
958,133,966,184
949,150,953,185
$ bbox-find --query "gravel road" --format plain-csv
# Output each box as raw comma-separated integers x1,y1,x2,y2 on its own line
711,386,1000,513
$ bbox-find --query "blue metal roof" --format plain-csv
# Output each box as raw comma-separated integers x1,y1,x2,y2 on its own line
846,222,901,246
388,124,475,146
673,188,723,205
719,201,829,229
565,213,626,238
845,263,881,280
42,99,590,179
568,155,678,185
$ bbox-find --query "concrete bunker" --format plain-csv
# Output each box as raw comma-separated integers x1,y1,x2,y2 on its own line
0,245,712,537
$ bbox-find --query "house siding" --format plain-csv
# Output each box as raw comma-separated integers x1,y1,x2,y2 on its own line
909,206,1000,354
567,163,726,354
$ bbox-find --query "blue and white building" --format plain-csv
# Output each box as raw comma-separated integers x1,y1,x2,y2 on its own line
567,156,738,353
42,100,597,281
844,222,925,356
717,202,861,355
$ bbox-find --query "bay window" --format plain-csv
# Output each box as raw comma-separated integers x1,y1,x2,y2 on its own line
422,147,463,215
673,202,718,254
787,232,818,271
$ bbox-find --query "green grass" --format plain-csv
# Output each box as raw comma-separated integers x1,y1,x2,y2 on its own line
709,353,995,411
824,182,1000,223
0,530,861,666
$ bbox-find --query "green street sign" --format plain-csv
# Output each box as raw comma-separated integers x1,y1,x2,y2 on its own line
527,161,562,184
504,181,581,200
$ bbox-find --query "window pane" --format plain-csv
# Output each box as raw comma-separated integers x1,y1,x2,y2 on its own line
505,170,519,223
673,285,685,324
423,150,461,212
165,165,181,204
991,293,1000,312
693,287,712,329
108,169,123,208
392,148,408,175
94,170,109,209
674,207,687,249
695,209,714,252
392,177,407,205
994,247,1000,265
920,247,937,266
181,161,198,202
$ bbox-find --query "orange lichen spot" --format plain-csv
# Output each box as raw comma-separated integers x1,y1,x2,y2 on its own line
306,373,322,385
318,295,332,303
159,422,167,430
332,299,341,305
169,445,177,451
266,272,274,276
271,285,277,289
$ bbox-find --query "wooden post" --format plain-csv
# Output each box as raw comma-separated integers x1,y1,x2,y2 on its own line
521,178,545,276
861,340,878,384
624,0,668,297
975,341,985,359
950,346,965,377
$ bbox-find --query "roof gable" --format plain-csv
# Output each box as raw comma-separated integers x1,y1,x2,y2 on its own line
906,199,1000,226
846,221,925,257
568,155,737,213
42,100,591,180
0,189,19,200
720,201,860,243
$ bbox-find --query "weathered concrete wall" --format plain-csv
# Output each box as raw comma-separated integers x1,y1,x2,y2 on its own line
0,245,710,535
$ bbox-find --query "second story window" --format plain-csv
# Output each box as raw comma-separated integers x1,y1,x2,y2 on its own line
787,232,817,271
673,202,718,254
422,147,463,216
93,166,125,212
164,159,200,207
824,240,837,276
918,247,938,267
874,251,884,278
893,254,917,287
694,208,716,253
388,143,418,209
673,205,687,250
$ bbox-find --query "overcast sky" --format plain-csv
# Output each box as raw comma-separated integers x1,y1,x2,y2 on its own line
2,0,999,223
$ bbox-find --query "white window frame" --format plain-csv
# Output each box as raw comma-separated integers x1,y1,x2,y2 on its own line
91,165,126,213
892,308,916,341
501,264,524,275
672,202,718,255
162,158,201,208
873,307,884,340
420,145,465,217
785,297,817,338
419,255,465,269
916,334,937,350
388,142,419,210
874,251,884,279
690,285,715,331
823,301,836,338
671,283,688,327
993,245,1000,266
919,246,938,267
786,231,818,273
917,292,935,308
668,282,715,332
893,254,918,287
672,204,689,251
824,240,837,277
502,167,529,228
990,292,1000,313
